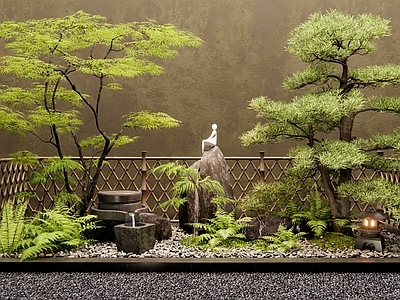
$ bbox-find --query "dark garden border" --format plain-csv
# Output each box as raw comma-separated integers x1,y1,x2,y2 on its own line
1,257,400,273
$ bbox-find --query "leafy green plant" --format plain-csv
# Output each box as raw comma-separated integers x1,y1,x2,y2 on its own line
180,197,252,249
254,225,305,253
0,194,97,261
19,204,98,261
152,162,225,206
0,11,203,213
0,199,28,254
12,151,83,211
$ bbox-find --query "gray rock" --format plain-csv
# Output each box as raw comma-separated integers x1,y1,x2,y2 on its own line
90,207,130,222
97,202,142,213
139,212,172,241
244,215,292,241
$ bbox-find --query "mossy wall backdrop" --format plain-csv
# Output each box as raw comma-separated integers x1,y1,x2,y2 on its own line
1,0,400,157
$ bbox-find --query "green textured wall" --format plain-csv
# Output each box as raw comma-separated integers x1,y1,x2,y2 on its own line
1,0,400,157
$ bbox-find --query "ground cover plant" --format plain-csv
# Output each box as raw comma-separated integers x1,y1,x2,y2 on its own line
0,11,203,214
240,9,400,231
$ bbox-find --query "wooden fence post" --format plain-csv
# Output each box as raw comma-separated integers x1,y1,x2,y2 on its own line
140,151,148,205
259,151,265,183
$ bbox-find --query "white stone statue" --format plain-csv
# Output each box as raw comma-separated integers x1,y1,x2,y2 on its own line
202,124,217,153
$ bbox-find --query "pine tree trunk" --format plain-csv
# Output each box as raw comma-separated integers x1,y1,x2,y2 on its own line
319,164,350,232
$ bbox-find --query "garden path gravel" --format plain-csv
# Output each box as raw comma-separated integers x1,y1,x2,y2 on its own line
1,272,400,299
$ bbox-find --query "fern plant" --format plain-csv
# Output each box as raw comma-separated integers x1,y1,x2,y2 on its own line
0,199,28,254
254,225,305,253
152,161,225,208
151,161,225,234
19,204,98,261
180,197,252,250
281,187,332,237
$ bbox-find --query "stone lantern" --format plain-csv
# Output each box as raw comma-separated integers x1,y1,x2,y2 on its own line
355,211,388,252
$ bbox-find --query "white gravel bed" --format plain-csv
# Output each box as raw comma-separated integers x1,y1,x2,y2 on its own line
2,224,400,260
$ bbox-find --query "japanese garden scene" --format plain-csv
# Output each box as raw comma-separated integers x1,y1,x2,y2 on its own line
1,0,400,281
2,5,400,263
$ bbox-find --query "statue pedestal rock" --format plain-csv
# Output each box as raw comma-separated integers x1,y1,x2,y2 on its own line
180,127,234,232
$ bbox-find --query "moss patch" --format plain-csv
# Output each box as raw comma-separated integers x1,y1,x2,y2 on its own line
310,232,356,250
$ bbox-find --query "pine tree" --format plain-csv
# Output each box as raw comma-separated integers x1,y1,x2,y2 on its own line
241,10,400,230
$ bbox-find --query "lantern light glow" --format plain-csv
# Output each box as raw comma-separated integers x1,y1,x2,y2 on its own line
355,211,389,252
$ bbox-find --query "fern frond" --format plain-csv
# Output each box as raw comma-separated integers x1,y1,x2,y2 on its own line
159,197,188,209
19,204,99,261
307,220,328,237
256,225,305,253
334,218,350,228
198,177,225,196
0,199,28,254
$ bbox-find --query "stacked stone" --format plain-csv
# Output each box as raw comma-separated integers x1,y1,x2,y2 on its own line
89,190,145,242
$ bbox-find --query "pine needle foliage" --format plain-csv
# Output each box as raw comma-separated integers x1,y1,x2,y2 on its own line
338,178,400,226
0,199,28,254
254,225,305,253
180,197,252,250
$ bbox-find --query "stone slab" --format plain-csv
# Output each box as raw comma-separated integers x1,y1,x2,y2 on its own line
2,258,400,273
91,207,130,223
98,190,142,203
98,202,142,213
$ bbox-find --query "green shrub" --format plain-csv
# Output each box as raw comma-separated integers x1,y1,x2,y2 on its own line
238,178,303,215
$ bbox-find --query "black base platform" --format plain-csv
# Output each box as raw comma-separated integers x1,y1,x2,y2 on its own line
2,257,400,273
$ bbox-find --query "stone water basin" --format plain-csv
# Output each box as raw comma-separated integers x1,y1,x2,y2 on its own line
114,222,156,254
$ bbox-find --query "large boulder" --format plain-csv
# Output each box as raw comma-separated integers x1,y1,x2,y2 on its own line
180,146,233,233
